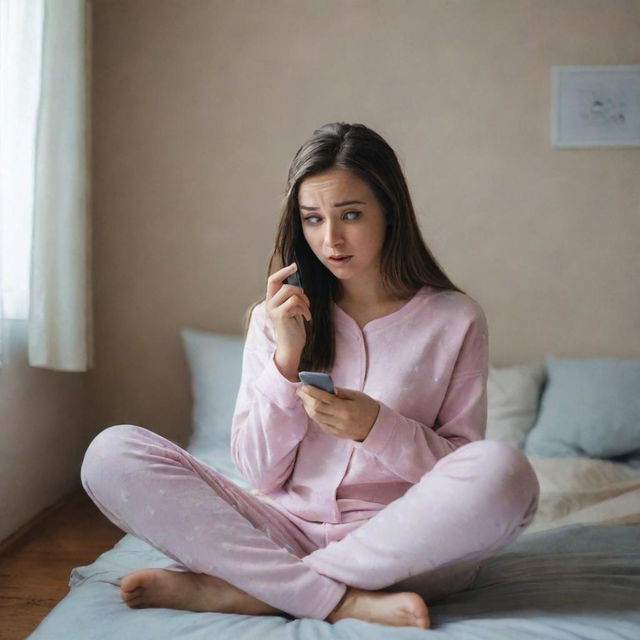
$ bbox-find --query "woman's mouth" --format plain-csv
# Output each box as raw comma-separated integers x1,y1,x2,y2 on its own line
328,255,352,264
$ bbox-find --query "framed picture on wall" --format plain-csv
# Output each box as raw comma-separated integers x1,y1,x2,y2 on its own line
551,65,640,148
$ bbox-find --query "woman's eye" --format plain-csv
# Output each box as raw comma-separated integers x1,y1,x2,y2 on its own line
302,211,360,225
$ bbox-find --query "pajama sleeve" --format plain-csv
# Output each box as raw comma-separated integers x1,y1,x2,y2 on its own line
230,301,308,493
351,304,489,484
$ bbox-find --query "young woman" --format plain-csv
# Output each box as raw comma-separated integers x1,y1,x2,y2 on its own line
81,122,540,630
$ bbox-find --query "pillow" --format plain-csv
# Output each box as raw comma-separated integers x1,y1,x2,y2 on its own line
486,362,546,449
180,328,250,487
524,356,640,467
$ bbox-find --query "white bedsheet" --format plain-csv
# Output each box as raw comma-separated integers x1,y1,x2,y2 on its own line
526,455,640,533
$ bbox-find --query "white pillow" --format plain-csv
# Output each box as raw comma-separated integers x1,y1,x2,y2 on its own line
180,328,249,487
486,362,547,449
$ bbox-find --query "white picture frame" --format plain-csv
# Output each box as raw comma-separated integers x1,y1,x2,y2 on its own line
551,65,640,148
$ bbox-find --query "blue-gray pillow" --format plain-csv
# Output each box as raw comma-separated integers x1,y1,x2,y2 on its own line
524,356,640,467
180,328,250,487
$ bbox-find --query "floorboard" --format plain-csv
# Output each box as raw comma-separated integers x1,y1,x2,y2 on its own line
0,488,124,639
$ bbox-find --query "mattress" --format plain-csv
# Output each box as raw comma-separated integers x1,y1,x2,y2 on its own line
28,522,640,639
28,455,640,639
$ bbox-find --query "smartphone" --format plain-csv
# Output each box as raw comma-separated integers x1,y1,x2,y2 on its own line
283,267,303,288
282,251,304,289
298,371,336,394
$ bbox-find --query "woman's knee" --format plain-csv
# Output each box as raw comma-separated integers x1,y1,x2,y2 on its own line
467,439,540,514
438,440,539,512
80,424,151,494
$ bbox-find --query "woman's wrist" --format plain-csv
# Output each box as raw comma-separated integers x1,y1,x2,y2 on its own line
274,349,300,383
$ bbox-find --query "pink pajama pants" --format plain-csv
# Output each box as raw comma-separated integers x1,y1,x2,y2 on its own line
80,425,540,620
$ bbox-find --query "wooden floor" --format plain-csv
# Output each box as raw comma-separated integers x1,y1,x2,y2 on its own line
0,488,124,639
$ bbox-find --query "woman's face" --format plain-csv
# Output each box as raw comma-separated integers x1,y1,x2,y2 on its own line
297,167,388,289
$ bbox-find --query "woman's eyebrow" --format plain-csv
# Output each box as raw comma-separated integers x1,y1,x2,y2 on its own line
299,200,366,211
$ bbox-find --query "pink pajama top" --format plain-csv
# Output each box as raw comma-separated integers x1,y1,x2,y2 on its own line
231,285,489,525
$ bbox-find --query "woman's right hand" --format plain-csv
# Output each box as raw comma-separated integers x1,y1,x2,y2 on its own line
266,263,312,380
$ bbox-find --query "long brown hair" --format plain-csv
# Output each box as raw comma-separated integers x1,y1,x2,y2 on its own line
244,122,465,372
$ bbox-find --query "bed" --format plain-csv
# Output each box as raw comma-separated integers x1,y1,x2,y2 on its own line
29,329,640,639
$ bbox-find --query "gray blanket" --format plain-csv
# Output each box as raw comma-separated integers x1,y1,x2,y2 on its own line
29,523,640,640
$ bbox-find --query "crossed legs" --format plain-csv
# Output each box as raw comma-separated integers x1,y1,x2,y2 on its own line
80,425,539,626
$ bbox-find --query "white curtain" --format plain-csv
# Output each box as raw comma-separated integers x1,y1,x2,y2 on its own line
0,0,92,371
0,0,42,364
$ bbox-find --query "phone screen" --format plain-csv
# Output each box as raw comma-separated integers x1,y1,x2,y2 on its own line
298,371,336,394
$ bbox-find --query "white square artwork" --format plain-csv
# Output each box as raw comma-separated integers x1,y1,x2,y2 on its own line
551,66,640,148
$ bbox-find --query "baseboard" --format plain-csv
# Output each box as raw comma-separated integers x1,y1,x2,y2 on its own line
0,485,86,556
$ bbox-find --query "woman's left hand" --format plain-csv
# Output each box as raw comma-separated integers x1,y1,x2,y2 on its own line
296,385,380,442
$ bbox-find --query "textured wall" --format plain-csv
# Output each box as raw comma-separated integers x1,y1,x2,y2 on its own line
0,321,88,541
89,0,640,445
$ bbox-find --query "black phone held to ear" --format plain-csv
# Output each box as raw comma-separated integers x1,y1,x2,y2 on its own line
283,268,303,288
282,250,304,288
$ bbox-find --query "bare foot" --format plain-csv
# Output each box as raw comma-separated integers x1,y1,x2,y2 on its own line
326,587,430,629
120,568,282,616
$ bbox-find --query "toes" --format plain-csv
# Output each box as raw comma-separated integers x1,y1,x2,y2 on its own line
121,569,154,592
121,585,140,594
123,594,145,608
121,586,143,603
121,578,141,593
410,612,430,629
412,608,430,629
399,594,430,628
121,584,142,595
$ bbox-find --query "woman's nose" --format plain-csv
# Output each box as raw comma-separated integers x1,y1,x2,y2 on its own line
324,221,344,247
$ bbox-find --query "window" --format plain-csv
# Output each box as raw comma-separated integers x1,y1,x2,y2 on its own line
0,0,44,321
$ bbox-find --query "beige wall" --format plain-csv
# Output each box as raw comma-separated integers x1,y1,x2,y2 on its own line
88,0,640,447
0,321,87,541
